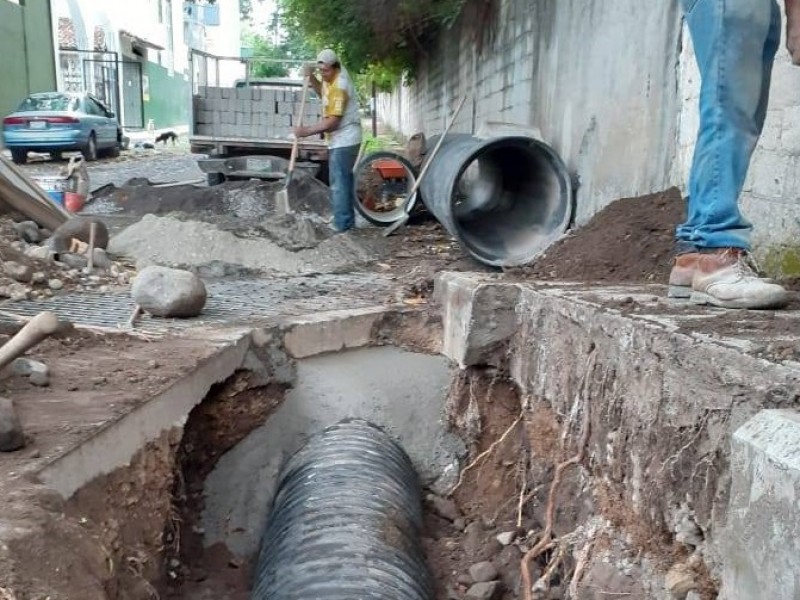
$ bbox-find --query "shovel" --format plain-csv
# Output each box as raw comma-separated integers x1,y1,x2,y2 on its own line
382,95,468,238
276,76,310,215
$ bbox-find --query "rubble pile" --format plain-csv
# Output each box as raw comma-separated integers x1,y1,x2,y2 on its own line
0,217,134,301
108,213,376,276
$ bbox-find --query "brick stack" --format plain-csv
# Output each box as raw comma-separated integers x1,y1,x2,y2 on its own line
193,86,323,139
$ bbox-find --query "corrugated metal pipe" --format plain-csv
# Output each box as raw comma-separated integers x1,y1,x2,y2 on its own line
420,134,573,267
251,419,433,600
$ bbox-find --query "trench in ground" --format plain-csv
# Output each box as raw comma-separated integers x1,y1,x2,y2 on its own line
57,339,630,600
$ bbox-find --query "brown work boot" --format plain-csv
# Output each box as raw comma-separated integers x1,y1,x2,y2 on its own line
689,249,789,309
669,250,776,299
668,253,702,298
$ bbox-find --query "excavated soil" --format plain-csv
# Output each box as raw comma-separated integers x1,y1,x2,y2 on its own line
0,217,134,300
1,171,797,600
163,373,288,600
87,175,333,222
522,187,685,283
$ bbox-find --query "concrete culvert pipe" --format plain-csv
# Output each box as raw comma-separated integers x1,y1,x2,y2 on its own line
251,419,433,600
420,134,573,267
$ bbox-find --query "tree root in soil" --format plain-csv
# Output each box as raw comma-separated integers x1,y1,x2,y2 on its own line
449,411,524,494
520,351,598,600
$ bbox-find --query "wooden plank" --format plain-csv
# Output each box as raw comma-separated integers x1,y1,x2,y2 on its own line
0,178,68,232
0,155,71,212
0,155,70,230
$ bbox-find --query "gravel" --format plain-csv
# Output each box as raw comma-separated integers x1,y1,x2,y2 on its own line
108,214,375,275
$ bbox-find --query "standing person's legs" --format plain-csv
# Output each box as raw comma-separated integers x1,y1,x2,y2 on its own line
677,0,779,251
670,0,787,308
328,144,360,232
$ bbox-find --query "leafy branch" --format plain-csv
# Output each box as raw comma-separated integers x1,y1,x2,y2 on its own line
277,0,469,85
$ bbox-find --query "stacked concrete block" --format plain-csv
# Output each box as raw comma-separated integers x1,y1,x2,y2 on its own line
192,86,323,140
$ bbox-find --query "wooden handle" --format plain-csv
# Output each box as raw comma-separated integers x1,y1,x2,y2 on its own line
87,222,97,272
288,77,311,175
0,311,60,371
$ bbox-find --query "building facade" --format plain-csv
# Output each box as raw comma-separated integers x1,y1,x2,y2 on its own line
0,0,57,131
51,0,240,131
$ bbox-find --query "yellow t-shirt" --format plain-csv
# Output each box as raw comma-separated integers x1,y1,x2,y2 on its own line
321,68,362,148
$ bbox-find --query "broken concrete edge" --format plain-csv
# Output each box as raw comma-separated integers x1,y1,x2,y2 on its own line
434,271,800,596
280,304,438,359
38,331,252,499
35,304,422,499
721,409,800,600
434,272,522,369
281,306,389,359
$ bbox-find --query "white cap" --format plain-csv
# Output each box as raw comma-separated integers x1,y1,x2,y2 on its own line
316,49,338,65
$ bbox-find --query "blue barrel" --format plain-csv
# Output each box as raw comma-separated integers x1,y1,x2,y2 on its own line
251,420,433,600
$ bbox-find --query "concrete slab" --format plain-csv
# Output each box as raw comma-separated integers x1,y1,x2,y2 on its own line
282,306,387,358
0,327,251,499
721,410,800,600
434,274,521,368
39,330,251,498
201,345,465,558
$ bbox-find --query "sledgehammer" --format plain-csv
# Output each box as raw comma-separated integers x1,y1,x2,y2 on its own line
0,311,61,372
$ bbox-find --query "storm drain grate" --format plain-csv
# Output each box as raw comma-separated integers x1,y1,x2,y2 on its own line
0,274,393,333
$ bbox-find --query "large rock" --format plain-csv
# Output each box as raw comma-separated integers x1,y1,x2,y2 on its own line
132,266,207,317
466,581,501,600
3,261,33,283
13,220,41,244
48,217,110,253
469,561,499,583
0,397,25,452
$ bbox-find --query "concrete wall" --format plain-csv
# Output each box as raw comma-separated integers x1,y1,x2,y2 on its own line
0,0,57,120
381,0,800,265
722,410,800,600
435,272,800,596
379,0,683,225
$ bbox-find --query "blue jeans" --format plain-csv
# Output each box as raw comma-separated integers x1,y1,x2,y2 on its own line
677,0,781,253
328,144,360,231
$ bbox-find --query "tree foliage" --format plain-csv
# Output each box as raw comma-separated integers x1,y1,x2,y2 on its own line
241,9,314,79
277,0,467,82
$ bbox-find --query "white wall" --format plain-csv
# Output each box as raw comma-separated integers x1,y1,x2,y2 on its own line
380,0,682,226
203,0,244,86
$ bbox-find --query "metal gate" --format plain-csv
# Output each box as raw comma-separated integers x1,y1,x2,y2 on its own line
120,61,144,129
82,58,119,114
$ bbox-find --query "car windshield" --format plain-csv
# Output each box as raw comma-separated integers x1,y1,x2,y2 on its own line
17,95,78,112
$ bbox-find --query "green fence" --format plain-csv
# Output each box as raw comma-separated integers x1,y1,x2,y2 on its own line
0,0,56,120
143,63,190,130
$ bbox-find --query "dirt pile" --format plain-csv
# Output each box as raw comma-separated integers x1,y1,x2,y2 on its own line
0,217,134,301
85,173,332,223
523,187,685,283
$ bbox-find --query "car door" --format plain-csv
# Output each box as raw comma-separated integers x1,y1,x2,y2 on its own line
85,97,115,147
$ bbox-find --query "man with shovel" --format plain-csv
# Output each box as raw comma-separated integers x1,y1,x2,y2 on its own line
293,49,362,233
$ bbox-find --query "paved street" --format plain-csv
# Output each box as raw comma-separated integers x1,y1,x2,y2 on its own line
10,145,204,191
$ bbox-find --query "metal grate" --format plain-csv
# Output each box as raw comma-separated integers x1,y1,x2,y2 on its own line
0,274,393,334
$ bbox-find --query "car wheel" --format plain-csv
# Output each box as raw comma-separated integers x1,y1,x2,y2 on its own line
51,151,64,162
10,149,27,165
83,133,98,161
